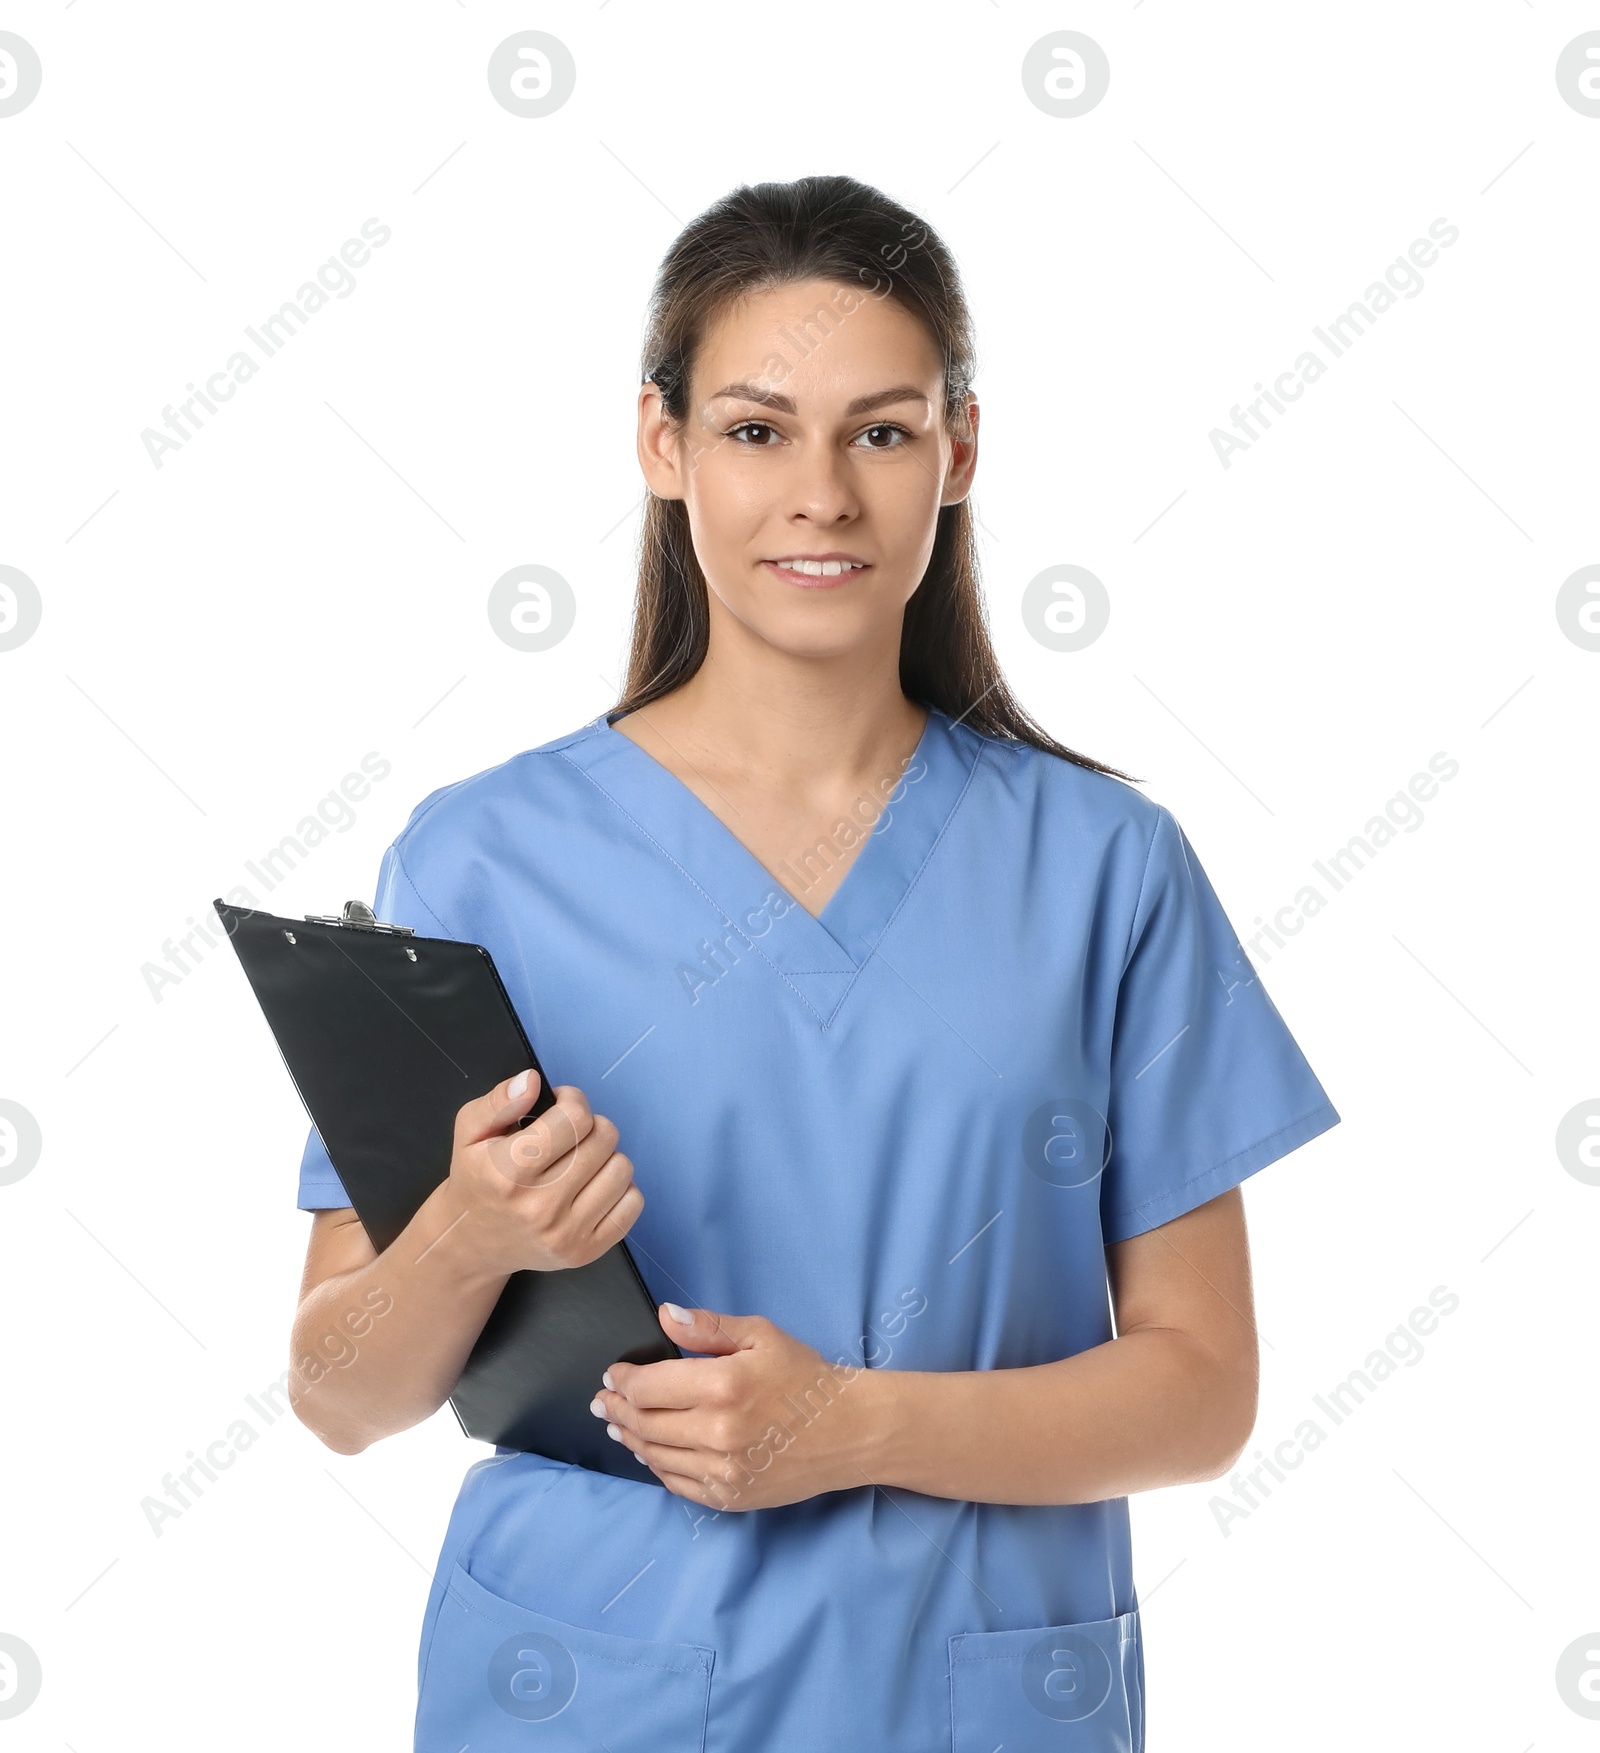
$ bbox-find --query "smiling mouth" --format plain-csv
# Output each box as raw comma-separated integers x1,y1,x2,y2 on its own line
763,557,871,587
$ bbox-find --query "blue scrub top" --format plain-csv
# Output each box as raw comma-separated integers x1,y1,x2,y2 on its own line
296,705,1339,1753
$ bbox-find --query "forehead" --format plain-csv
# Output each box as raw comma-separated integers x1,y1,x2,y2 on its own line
692,278,944,406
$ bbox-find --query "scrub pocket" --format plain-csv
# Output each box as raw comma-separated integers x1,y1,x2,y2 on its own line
414,1559,715,1752
949,1606,1143,1752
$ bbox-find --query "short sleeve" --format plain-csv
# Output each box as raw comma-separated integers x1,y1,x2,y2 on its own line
1099,806,1340,1245
293,838,454,1211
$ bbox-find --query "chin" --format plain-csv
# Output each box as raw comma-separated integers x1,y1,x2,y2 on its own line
747,594,888,644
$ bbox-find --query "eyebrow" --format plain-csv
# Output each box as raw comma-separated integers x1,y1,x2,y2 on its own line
705,382,931,418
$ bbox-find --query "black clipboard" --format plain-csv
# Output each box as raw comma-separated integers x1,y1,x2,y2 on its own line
214,896,679,1482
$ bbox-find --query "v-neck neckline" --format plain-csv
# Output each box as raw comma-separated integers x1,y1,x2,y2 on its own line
554,703,982,1027
604,705,936,926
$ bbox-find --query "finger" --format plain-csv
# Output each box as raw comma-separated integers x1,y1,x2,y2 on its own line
514,1088,596,1175
590,1392,703,1451
596,1408,710,1473
452,1067,543,1151
602,1356,720,1410
566,1151,641,1239
590,1409,745,1506
625,1436,750,1506
655,1303,742,1356
486,1093,601,1190
480,1117,573,1191
584,1182,644,1249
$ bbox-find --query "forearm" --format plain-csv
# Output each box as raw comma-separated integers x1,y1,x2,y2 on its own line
289,1181,510,1454
856,1328,1254,1506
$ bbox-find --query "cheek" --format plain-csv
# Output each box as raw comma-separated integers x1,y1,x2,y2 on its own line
875,450,947,526
684,466,766,585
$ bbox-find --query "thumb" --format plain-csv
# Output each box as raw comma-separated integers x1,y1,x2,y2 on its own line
659,1303,754,1355
456,1067,542,1150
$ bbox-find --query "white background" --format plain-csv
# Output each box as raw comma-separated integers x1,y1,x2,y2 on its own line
1,2,1596,1747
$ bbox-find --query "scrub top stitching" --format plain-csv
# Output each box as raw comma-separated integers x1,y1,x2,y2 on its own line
557,719,992,1032
1101,1100,1340,1241
385,841,459,940
554,750,836,1028
841,725,988,969
1118,802,1171,980
773,719,988,1029
794,725,990,1032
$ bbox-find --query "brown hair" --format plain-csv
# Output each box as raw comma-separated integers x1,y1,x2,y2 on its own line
616,173,1137,782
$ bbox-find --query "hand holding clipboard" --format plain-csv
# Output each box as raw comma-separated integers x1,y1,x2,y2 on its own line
216,897,680,1482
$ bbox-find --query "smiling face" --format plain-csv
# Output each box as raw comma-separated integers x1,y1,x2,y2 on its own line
637,278,978,667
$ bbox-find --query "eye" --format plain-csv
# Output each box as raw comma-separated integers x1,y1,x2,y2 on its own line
853,423,912,450
726,420,781,445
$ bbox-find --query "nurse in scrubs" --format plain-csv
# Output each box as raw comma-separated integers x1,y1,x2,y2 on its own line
289,174,1340,1752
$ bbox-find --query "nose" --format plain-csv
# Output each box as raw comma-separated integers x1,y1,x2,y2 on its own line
784,436,860,528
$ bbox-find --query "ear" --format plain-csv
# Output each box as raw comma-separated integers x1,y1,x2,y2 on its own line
637,380,687,502
940,392,980,507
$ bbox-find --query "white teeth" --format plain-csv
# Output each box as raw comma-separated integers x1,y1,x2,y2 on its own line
774,558,864,576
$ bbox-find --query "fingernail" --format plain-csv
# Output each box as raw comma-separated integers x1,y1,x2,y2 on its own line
602,1370,614,1390
507,1070,530,1099
664,1302,694,1325
605,1423,622,1442
589,1396,606,1418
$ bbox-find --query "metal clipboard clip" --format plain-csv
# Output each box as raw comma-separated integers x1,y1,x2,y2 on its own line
302,899,415,936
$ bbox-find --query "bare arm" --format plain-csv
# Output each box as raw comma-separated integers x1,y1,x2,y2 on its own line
289,1071,645,1455
860,1187,1261,1503
288,1194,509,1455
599,1187,1261,1510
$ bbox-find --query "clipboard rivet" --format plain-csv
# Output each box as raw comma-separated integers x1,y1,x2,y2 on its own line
282,929,297,945
404,945,417,962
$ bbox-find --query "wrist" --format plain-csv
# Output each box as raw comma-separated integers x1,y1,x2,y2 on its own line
836,1362,910,1492
414,1178,510,1293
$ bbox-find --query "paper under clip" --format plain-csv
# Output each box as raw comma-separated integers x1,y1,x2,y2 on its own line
302,898,415,936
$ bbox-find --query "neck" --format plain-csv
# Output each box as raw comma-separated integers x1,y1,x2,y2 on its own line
621,634,927,797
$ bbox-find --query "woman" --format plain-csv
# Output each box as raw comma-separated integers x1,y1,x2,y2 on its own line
290,174,1340,1751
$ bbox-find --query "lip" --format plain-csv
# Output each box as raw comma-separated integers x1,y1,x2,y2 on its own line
761,554,871,589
